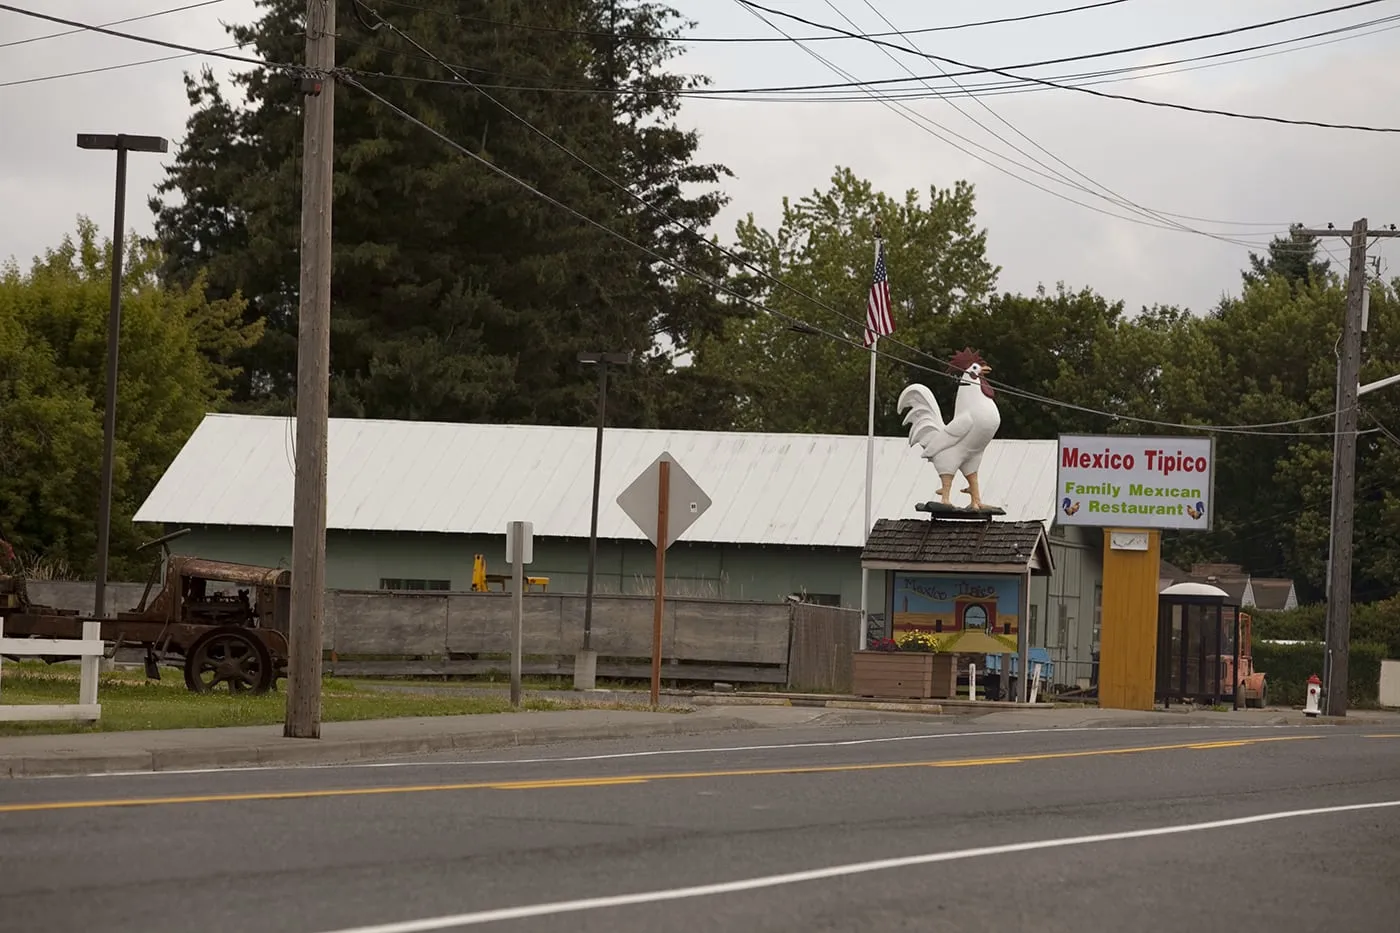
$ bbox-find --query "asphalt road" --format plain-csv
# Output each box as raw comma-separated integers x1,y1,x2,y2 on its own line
2,720,1398,933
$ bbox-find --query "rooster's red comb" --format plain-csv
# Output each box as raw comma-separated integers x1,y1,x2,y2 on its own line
949,347,987,373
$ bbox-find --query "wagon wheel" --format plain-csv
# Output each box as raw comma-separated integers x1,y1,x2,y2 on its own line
183,626,274,695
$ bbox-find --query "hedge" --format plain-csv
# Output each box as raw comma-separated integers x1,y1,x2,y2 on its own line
1251,640,1387,708
1250,597,1400,660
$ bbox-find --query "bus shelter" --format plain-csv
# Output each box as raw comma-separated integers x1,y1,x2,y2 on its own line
1156,581,1241,708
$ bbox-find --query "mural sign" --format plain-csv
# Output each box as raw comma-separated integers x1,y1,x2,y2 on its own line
1056,434,1215,531
890,573,1021,653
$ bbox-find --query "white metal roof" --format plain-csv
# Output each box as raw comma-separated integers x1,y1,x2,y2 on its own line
133,414,1061,547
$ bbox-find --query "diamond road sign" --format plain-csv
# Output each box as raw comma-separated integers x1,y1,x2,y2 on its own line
615,451,712,550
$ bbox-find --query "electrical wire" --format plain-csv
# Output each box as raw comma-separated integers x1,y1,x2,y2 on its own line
372,0,1139,43
736,0,1400,133
337,70,1361,438
347,0,1303,404
340,10,1400,101
4,1,1360,435
679,13,1400,103
735,0,1289,253
825,0,1228,248
0,3,296,72
0,46,242,89
0,0,227,49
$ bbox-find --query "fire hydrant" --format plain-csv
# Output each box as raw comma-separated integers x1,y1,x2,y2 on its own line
1304,674,1323,717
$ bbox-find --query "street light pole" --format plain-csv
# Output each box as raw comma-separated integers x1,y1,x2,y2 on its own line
576,351,630,690
76,133,168,620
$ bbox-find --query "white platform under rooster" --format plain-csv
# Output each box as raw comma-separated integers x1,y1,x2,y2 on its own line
897,348,1003,512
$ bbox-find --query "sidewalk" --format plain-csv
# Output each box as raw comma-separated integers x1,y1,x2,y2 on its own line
0,706,833,779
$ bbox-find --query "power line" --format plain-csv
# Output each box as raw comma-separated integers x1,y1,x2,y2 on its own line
678,13,1400,99
0,0,227,50
372,0,1138,43
735,0,1285,251
347,4,1341,413
337,70,1357,438
11,2,1359,435
826,0,1225,249
0,46,241,89
0,3,294,71
736,0,1400,133
344,3,1343,432
338,9,1400,101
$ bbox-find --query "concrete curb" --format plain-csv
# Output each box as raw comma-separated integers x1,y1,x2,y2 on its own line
0,715,768,779
686,694,945,715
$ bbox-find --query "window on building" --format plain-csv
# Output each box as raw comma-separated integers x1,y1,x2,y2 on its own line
379,578,451,591
1092,584,1103,653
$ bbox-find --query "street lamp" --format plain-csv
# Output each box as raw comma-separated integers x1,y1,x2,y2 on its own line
1358,374,1400,398
576,350,630,690
77,133,169,620
1324,368,1400,715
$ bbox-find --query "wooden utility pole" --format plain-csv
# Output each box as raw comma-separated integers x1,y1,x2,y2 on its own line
285,0,336,739
1296,218,1400,716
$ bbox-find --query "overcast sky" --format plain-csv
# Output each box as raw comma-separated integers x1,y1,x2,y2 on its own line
2,0,1398,317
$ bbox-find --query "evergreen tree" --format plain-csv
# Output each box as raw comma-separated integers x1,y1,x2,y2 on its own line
151,0,733,428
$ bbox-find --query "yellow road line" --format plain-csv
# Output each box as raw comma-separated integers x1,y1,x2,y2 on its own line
0,735,1318,815
1363,734,1400,739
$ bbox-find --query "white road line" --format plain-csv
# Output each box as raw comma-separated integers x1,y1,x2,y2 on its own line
314,799,1400,933
40,723,1307,779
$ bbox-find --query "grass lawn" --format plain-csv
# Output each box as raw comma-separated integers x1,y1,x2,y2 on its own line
0,661,609,736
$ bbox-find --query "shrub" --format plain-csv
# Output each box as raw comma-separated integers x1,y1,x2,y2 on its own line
1252,598,1400,660
1251,640,1386,708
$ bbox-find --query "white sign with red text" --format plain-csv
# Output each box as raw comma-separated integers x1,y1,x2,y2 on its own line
1055,434,1215,531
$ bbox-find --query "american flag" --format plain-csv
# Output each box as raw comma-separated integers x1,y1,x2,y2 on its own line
863,239,893,347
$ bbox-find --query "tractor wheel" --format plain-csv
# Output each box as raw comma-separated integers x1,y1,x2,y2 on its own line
1247,680,1267,709
183,626,275,695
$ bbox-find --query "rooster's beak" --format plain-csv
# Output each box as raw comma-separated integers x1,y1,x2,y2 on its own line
980,366,992,375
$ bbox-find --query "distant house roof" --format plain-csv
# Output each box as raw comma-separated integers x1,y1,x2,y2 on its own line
1250,578,1298,611
1159,559,1185,582
860,518,1054,575
133,414,1063,548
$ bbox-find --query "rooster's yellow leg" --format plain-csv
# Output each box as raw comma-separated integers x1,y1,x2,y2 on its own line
938,474,954,505
964,472,983,510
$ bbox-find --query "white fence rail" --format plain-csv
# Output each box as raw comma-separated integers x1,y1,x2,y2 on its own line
0,620,103,722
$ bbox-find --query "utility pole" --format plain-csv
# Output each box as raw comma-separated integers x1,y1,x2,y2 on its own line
285,0,336,739
576,351,629,691
1296,218,1400,717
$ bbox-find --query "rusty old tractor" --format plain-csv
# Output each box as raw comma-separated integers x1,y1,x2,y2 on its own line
1,529,291,694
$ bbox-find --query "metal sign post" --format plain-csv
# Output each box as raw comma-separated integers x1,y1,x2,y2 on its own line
651,461,670,706
506,521,533,708
616,452,711,707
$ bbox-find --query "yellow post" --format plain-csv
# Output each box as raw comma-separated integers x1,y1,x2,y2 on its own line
1097,528,1161,710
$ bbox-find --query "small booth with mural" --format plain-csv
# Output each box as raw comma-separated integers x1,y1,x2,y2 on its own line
856,514,1054,700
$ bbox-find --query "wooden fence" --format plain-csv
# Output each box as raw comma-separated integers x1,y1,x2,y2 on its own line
786,603,860,694
322,589,794,684
25,581,864,687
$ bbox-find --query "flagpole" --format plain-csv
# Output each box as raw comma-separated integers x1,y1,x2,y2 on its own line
859,232,883,650
860,329,877,649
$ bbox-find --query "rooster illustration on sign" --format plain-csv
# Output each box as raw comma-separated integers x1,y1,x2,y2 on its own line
897,348,1002,511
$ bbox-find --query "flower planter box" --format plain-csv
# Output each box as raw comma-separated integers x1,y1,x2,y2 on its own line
851,651,958,700
845,650,957,694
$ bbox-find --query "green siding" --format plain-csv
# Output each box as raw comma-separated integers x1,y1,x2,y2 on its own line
171,526,868,607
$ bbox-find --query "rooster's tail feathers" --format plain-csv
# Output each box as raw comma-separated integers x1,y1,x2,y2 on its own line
897,384,945,450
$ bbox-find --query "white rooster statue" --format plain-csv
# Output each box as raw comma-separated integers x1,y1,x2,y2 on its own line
897,348,1002,511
